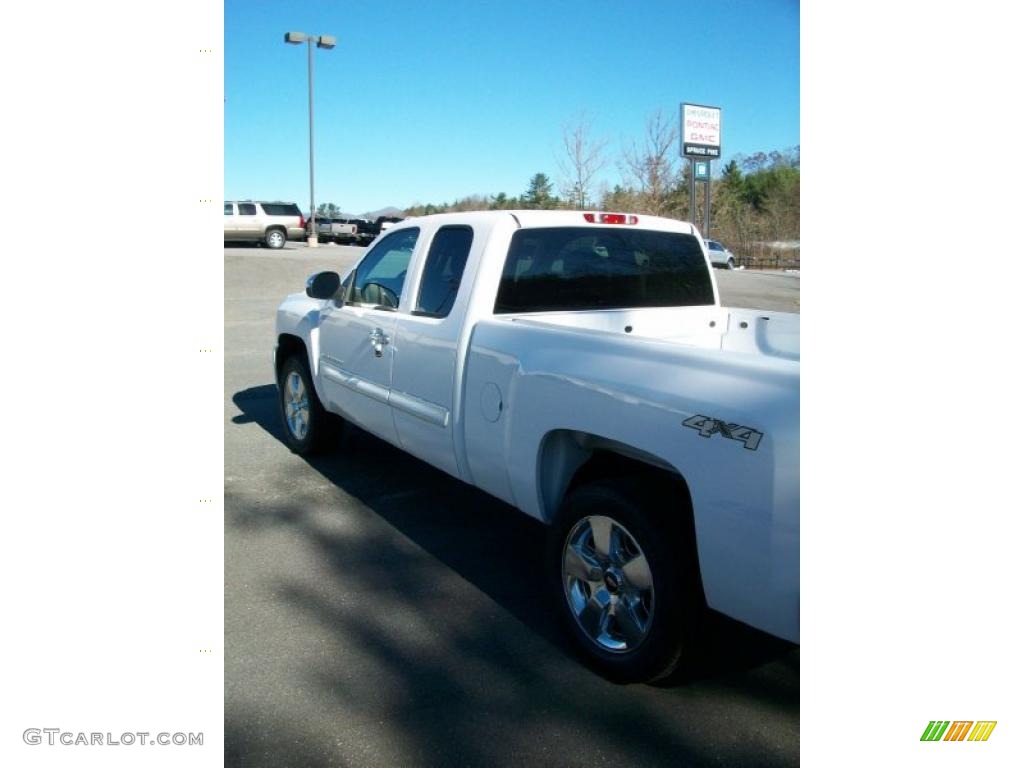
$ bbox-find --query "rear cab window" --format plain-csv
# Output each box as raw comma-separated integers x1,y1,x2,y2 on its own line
414,226,473,318
495,227,713,313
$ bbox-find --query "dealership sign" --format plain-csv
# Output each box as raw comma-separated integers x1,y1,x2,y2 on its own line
681,103,721,158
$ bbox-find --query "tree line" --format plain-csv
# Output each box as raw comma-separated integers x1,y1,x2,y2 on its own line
403,110,799,265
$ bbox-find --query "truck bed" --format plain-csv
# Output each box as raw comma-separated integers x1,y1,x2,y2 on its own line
500,305,799,362
461,305,799,642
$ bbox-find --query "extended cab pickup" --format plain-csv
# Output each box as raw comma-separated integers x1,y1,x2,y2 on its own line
274,210,799,681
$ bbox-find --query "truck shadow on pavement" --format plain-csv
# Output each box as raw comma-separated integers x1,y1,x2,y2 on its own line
232,383,797,679
228,383,799,766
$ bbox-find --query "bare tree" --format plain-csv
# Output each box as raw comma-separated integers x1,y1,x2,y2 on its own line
620,110,679,216
558,111,608,209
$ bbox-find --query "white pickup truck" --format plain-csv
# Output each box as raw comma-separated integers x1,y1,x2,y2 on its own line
274,210,799,682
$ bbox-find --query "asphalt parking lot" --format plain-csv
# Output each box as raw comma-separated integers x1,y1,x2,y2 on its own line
225,242,800,767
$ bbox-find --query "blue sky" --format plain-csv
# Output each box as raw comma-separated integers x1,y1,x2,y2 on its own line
225,0,799,214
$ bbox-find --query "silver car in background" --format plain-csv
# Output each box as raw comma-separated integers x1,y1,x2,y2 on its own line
705,239,736,269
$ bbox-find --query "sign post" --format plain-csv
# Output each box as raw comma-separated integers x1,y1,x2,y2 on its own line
693,161,710,236
681,103,721,237
688,159,697,231
704,169,711,237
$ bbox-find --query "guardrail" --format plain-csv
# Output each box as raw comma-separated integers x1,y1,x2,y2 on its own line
733,244,800,270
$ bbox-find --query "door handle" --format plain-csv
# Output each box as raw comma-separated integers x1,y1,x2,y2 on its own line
368,327,390,357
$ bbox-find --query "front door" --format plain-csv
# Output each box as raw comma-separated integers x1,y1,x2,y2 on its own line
317,227,420,446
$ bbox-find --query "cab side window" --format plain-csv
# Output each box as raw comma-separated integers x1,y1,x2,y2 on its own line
348,228,419,309
238,203,257,215
224,203,234,215
415,226,473,318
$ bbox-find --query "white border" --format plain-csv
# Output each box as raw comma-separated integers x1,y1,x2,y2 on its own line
0,2,224,765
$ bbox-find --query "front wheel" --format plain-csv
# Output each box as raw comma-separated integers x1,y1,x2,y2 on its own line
278,355,340,454
727,257,735,270
548,477,702,682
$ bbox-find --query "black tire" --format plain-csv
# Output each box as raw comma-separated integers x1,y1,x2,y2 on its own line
547,476,703,683
727,257,735,270
277,355,340,454
265,228,286,249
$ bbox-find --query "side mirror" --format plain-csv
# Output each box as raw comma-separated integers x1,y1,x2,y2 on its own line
306,271,341,300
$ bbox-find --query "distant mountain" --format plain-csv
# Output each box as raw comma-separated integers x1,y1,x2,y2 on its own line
361,206,405,219
313,207,406,221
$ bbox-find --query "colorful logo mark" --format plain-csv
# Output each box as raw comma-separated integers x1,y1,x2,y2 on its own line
921,721,997,742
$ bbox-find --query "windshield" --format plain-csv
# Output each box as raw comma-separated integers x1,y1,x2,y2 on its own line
495,227,713,313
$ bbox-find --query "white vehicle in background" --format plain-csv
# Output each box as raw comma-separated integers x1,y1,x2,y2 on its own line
705,239,736,269
378,215,404,233
274,210,798,682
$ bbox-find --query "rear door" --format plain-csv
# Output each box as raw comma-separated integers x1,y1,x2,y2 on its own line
317,227,420,445
390,224,477,478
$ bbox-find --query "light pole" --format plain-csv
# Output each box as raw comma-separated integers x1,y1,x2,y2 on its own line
284,31,335,248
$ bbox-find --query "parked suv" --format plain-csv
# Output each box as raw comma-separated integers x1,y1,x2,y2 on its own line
224,201,306,249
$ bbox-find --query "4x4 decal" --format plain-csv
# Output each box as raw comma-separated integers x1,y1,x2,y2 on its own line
682,415,763,451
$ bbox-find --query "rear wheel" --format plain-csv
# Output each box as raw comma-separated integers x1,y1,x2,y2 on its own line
548,477,702,682
265,228,286,249
278,355,340,454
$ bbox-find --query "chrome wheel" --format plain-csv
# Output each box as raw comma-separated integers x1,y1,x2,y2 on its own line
562,515,655,653
267,230,285,249
283,371,310,440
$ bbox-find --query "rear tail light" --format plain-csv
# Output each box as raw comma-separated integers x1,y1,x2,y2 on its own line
583,212,638,225
299,213,307,229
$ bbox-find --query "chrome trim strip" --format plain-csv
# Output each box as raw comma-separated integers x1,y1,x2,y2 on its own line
319,356,449,427
319,357,389,405
320,354,345,371
389,389,450,428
